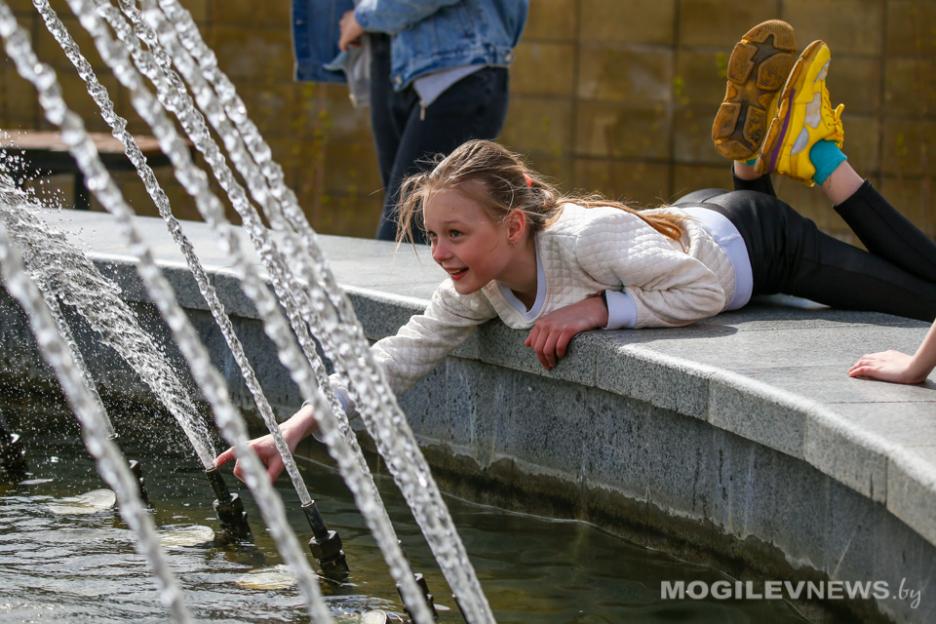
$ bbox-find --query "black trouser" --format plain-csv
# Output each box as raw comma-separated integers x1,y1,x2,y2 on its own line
672,173,936,321
369,34,510,242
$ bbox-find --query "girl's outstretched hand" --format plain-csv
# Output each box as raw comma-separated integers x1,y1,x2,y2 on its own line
524,295,608,370
214,404,316,483
848,350,928,385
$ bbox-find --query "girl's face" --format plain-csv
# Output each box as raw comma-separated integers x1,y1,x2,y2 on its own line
423,182,524,295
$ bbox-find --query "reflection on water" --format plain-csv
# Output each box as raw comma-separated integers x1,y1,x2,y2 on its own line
0,396,818,623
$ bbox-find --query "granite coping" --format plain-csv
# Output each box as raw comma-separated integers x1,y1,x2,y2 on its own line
38,209,936,550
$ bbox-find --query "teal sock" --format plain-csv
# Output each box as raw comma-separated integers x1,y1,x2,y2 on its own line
810,140,847,185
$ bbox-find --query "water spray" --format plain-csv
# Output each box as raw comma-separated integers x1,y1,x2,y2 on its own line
301,500,350,581
205,466,251,542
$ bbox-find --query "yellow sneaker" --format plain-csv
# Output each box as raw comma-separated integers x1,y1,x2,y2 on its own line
759,40,845,185
711,20,797,161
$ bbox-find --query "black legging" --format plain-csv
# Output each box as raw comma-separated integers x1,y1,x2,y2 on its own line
672,172,936,322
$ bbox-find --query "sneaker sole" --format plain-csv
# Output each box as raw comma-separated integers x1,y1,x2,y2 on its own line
759,40,825,176
711,20,797,161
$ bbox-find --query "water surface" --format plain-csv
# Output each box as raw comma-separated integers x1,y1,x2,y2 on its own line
0,395,822,623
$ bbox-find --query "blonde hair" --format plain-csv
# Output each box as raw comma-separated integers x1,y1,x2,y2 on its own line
396,140,684,244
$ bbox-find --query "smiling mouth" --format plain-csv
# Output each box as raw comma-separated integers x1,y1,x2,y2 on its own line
446,267,468,281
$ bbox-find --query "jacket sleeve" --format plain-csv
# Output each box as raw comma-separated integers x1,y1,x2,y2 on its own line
574,211,727,328
354,0,462,34
369,280,497,394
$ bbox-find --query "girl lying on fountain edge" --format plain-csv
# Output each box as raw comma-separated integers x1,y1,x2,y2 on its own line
216,20,936,480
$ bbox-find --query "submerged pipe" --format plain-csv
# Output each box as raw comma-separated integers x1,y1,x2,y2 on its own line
0,422,28,482
205,467,251,542
105,432,152,509
301,501,350,581
128,459,152,508
398,573,438,622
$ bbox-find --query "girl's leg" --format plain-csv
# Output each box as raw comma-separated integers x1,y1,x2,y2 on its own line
829,168,936,282
695,190,936,322
818,157,862,205
801,148,936,281
732,161,776,196
746,35,936,289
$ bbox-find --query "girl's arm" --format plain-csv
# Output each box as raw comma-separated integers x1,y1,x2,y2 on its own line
575,211,728,328
370,280,496,393
216,282,495,482
525,210,729,370
848,320,936,384
354,0,462,35
214,404,316,482
524,293,608,369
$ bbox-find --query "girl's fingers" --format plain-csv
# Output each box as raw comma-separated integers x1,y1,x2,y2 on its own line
534,330,550,367
267,456,284,482
556,330,574,359
543,331,560,368
532,326,546,352
214,447,236,468
524,325,539,348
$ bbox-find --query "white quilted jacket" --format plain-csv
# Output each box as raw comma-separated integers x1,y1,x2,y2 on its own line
371,203,736,394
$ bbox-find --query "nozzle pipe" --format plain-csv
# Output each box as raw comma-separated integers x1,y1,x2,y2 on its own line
302,500,350,581
205,467,251,542
128,459,152,508
0,428,27,482
397,572,439,622
300,499,329,538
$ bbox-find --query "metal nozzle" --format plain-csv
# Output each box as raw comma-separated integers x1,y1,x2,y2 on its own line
0,430,28,482
128,459,152,508
205,467,251,542
397,572,439,622
300,500,329,538
307,529,350,581
302,501,350,581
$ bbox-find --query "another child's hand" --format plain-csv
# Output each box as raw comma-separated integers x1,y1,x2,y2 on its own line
214,404,315,483
848,350,928,385
524,295,608,370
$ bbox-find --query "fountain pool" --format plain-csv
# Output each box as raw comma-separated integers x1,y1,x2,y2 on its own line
0,378,826,623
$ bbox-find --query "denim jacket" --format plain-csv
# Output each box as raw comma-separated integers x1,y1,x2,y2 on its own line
291,0,527,92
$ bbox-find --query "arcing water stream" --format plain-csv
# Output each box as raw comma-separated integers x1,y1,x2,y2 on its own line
0,179,215,468
131,1,495,618
48,0,433,618
1,0,502,619
0,218,192,623
0,2,335,620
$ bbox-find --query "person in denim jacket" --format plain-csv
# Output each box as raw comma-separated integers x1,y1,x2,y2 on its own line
291,0,528,242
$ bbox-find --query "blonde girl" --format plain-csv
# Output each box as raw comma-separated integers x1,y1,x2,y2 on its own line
217,21,936,479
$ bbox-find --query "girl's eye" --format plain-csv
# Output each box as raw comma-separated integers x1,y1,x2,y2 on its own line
449,230,463,239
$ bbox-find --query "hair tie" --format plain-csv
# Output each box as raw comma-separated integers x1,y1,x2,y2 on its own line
523,173,534,188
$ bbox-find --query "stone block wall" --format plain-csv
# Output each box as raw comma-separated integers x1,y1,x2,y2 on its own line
1,0,933,242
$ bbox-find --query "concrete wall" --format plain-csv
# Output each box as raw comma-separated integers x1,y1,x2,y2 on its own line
1,0,933,242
